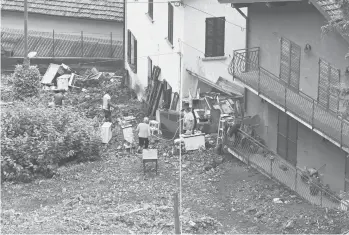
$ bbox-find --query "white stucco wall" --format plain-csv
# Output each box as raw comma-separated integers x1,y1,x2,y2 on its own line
1,11,123,40
182,0,246,97
125,0,246,100
125,0,184,98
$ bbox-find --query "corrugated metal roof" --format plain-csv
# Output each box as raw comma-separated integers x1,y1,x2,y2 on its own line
1,0,124,22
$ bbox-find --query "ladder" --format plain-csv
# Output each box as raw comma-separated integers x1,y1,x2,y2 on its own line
216,114,235,146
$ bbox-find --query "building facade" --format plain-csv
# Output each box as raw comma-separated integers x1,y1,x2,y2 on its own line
223,0,349,193
125,0,246,100
1,0,124,40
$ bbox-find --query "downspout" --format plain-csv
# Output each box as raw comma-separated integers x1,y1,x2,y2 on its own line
123,0,126,69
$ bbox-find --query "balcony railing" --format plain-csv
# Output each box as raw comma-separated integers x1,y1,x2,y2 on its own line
223,130,349,209
229,48,349,151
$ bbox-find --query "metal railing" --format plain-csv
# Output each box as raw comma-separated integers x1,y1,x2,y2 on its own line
1,28,123,58
224,130,349,209
229,48,349,151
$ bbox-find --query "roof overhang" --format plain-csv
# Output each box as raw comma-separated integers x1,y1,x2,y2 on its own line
186,69,244,97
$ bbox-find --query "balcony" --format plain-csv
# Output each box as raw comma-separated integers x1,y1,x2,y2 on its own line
228,48,349,152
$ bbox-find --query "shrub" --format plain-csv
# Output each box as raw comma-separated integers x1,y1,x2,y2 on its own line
12,64,41,100
1,102,101,182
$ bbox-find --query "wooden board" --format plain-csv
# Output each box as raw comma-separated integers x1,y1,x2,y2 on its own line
143,149,158,160
122,126,134,144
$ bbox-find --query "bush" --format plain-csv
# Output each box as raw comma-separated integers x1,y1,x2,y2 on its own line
1,102,101,182
12,64,41,100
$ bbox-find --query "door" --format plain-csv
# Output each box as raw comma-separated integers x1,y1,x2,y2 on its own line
277,111,298,166
345,155,349,192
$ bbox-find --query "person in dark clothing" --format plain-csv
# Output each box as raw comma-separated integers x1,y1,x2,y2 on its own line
191,107,198,134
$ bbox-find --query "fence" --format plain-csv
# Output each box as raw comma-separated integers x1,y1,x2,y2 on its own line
229,47,349,151
1,28,123,58
224,130,349,210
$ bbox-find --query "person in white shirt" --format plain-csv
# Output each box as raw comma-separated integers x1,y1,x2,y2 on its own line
103,89,117,123
182,103,195,134
136,117,151,151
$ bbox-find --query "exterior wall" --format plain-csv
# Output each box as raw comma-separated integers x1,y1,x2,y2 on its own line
248,2,349,100
246,91,346,192
125,0,246,100
1,11,123,40
125,0,184,99
297,124,347,193
182,0,246,98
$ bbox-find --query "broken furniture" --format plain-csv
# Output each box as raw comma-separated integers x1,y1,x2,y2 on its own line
149,120,160,135
142,149,158,175
180,132,205,151
56,74,70,91
121,123,135,153
101,122,112,144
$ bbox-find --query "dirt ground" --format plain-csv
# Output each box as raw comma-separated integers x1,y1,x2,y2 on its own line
182,151,349,234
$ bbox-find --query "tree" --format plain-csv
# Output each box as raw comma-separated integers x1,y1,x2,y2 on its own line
321,0,349,118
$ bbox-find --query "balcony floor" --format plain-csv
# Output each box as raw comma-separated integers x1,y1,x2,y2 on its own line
237,71,349,150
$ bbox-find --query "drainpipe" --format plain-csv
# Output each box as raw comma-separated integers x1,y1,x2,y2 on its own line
123,0,126,70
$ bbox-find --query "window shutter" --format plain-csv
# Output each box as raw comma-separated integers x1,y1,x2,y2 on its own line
289,43,301,90
134,38,137,73
168,3,174,44
215,17,225,57
205,18,215,57
127,30,131,65
148,0,153,19
280,37,291,84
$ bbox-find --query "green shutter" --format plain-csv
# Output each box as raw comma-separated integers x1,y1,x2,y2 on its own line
215,17,225,57
205,18,215,57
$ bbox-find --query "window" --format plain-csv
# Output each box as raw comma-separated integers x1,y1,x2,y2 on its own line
167,2,174,45
148,57,152,86
318,59,340,112
280,37,301,91
148,0,153,19
205,17,225,57
277,111,298,166
127,30,137,73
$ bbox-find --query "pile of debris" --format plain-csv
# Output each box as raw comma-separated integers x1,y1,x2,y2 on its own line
41,63,123,92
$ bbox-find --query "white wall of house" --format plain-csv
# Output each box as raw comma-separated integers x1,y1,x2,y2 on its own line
1,11,123,40
125,0,246,100
125,0,184,98
182,0,246,98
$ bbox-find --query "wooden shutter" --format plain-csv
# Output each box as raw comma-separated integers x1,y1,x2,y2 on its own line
289,43,300,90
280,37,291,85
127,30,131,65
215,17,225,57
318,59,329,108
280,37,300,90
329,67,340,112
148,0,153,19
168,3,173,44
205,18,215,57
148,57,152,85
134,37,137,73
318,59,340,112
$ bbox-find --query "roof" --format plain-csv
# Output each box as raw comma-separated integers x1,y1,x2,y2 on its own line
223,0,349,44
1,28,123,58
1,0,124,22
